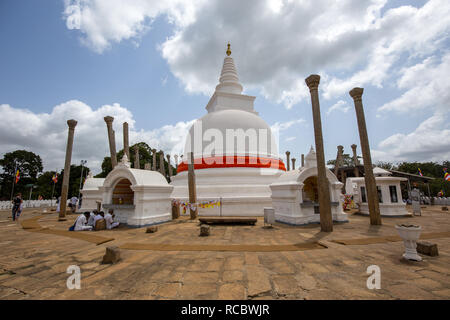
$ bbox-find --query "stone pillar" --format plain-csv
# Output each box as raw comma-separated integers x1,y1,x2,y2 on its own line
59,119,77,221
152,149,157,171
351,144,360,177
133,145,140,169
188,152,198,219
104,116,117,168
292,158,296,170
174,154,179,171
166,154,172,181
301,154,305,167
159,150,166,177
123,122,130,160
350,87,381,225
285,151,291,171
305,74,333,232
334,145,343,176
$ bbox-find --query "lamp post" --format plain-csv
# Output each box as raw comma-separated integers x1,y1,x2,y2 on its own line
78,160,87,206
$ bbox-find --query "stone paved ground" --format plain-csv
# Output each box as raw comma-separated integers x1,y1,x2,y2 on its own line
0,206,449,300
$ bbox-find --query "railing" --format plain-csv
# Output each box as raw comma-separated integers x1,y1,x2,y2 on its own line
0,200,54,210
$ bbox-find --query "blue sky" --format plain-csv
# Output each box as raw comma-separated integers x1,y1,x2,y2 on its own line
1,0,449,173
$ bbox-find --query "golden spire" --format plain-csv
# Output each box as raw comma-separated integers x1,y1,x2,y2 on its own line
226,42,231,56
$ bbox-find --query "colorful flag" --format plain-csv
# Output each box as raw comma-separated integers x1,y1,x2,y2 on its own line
15,169,20,183
418,168,423,177
438,190,444,197
445,172,450,182
52,174,58,183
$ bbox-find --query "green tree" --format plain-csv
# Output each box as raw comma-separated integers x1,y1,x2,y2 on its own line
96,142,176,180
0,150,43,200
327,154,361,167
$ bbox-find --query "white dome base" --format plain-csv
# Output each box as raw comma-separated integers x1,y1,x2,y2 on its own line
170,167,283,216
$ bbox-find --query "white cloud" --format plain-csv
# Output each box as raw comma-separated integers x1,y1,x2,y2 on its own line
63,0,450,110
378,52,450,114
326,100,350,115
0,101,193,173
372,111,450,162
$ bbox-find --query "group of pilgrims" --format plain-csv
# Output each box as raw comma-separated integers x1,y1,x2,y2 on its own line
70,209,119,231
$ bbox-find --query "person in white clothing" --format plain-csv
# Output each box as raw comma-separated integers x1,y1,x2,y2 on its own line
70,196,78,213
87,210,97,227
74,212,93,231
105,209,119,229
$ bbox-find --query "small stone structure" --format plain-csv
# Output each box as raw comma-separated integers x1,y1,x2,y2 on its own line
417,241,438,256
270,147,348,225
100,155,173,227
102,246,120,264
146,226,158,233
346,167,410,216
200,224,210,236
79,172,105,212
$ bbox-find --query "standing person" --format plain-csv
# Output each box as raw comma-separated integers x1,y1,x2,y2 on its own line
11,193,23,221
70,196,78,213
105,209,119,229
56,196,61,213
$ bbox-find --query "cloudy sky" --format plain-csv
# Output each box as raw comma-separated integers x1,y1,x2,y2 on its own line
1,0,449,174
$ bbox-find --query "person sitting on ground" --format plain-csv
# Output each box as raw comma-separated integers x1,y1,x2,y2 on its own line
93,211,106,231
74,211,93,231
87,210,97,227
105,209,119,230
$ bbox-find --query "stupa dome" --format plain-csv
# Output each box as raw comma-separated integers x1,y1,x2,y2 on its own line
178,43,285,173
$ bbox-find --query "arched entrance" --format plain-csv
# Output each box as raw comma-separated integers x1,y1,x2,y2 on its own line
112,179,134,205
303,176,319,203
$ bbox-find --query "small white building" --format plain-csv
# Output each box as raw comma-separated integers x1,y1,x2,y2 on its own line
345,167,410,216
99,155,174,227
270,147,348,225
79,173,104,211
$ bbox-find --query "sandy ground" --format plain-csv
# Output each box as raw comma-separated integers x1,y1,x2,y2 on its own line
0,205,449,300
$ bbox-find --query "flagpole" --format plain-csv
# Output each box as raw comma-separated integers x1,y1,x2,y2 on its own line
10,163,17,202
51,169,57,207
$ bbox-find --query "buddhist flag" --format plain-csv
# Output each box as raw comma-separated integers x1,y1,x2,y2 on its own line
15,169,20,183
438,190,444,197
52,174,58,183
418,168,423,177
445,172,450,182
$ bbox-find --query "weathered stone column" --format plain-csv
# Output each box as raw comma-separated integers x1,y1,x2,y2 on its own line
104,116,117,168
301,154,305,167
305,74,333,232
285,151,291,171
123,122,130,160
133,145,140,169
334,145,343,176
159,150,166,177
174,154,179,172
350,87,381,225
152,149,157,171
59,119,77,221
188,152,198,219
292,158,296,170
351,144,360,177
166,154,172,181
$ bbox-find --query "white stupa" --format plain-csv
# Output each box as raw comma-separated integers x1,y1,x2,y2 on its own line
170,44,286,216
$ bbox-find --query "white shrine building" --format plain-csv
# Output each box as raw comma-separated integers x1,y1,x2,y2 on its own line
345,167,411,217
270,147,348,225
170,44,286,216
95,155,174,227
79,172,104,212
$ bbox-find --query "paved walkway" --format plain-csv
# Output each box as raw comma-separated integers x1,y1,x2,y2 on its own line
0,206,449,300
